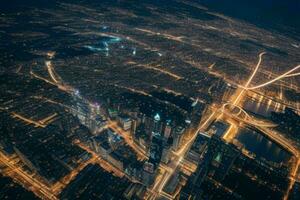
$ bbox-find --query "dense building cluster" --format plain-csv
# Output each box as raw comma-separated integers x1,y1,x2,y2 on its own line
0,1,300,200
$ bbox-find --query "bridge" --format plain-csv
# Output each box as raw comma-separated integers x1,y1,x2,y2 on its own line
28,50,300,200
222,103,277,128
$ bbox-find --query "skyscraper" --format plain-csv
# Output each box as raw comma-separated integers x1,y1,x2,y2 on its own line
163,120,172,141
172,126,185,151
204,135,240,181
152,113,162,138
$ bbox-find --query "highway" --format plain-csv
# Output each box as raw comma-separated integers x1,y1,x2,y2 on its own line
232,52,266,105
285,159,300,200
222,102,277,128
76,141,146,185
11,111,58,128
246,64,300,90
135,63,182,80
11,112,46,128
30,70,57,87
0,151,57,200
46,61,59,84
16,50,298,200
147,108,219,199
221,109,298,157
76,141,125,178
148,51,300,199
52,156,96,195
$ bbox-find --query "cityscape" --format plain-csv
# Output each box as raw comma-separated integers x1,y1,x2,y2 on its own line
0,1,300,200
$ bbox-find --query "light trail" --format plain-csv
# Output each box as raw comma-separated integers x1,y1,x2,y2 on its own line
11,112,46,128
284,158,300,200
28,47,299,200
221,52,300,200
221,100,300,200
244,52,267,88
52,157,96,194
135,63,182,80
32,58,74,94
284,72,300,78
135,28,184,42
32,96,86,117
246,64,300,90
173,112,214,157
46,61,59,83
149,109,219,199
222,123,236,142
148,50,300,199
30,70,57,86
0,151,57,200
113,84,152,97
39,113,58,124
221,108,300,200
222,103,277,128
232,52,266,105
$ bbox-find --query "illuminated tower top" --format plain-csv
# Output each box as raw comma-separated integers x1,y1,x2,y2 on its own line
154,113,161,121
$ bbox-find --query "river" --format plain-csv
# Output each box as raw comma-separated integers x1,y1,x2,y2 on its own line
235,127,291,164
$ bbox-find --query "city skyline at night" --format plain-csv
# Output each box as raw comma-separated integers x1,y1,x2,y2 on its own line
0,1,300,200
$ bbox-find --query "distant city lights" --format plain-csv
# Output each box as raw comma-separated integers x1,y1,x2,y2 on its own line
132,48,136,56
75,89,80,95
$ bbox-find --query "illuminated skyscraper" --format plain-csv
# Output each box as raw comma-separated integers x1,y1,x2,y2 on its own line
151,113,162,137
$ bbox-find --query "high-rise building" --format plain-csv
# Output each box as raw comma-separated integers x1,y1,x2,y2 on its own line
163,121,172,140
172,126,185,151
87,118,97,134
204,135,240,181
161,145,171,164
131,119,137,136
118,116,132,131
149,134,163,164
108,108,118,118
152,113,162,137
142,161,155,186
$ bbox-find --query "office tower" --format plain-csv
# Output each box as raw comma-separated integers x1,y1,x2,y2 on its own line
163,120,172,140
204,135,240,181
161,145,171,164
152,113,162,137
118,116,132,131
142,162,155,186
173,126,185,151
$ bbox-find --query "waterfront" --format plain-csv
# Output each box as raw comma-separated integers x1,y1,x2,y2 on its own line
242,95,285,117
235,127,291,164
